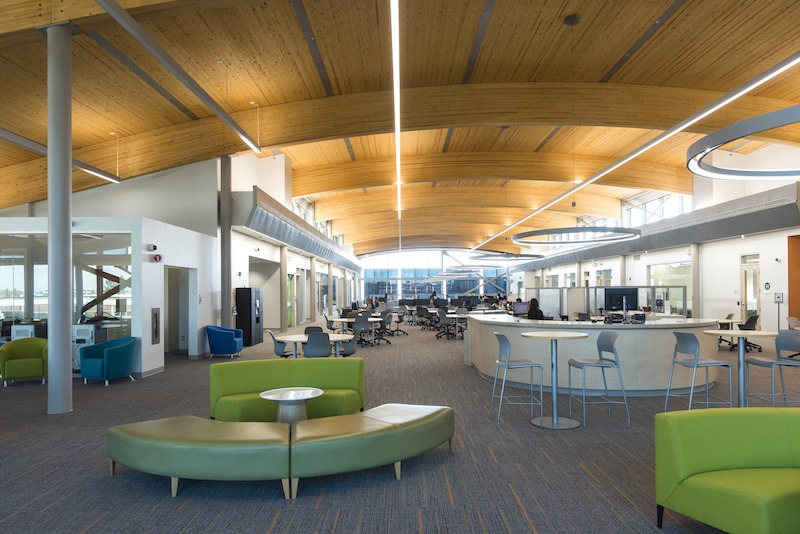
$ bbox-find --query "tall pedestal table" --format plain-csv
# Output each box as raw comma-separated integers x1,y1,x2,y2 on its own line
521,330,588,429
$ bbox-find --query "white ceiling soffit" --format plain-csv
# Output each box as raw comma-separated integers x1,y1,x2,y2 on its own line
232,188,362,273
510,183,800,271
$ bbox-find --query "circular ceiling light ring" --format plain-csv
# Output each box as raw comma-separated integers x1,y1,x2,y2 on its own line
687,104,800,180
448,264,502,272
469,251,545,261
512,227,641,245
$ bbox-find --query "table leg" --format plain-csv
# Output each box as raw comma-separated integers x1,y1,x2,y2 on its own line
334,341,340,357
737,335,746,407
531,338,580,430
276,402,307,423
292,343,298,359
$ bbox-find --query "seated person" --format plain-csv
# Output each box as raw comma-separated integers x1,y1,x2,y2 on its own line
527,298,544,320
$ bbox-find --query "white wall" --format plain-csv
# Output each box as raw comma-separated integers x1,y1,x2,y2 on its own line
0,160,219,237
231,153,293,207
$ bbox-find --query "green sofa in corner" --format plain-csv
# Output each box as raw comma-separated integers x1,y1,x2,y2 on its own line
656,407,800,534
210,358,364,422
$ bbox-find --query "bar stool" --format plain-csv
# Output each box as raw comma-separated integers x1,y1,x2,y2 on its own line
489,332,543,429
567,330,630,427
664,332,732,411
745,329,800,406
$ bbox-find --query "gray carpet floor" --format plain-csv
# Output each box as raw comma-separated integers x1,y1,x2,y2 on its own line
2,321,790,533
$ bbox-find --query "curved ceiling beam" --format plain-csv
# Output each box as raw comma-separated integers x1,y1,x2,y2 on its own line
354,237,522,257
293,152,689,198
314,184,621,221
2,82,797,207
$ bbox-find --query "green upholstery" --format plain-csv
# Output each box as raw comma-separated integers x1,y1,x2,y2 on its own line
209,358,365,422
655,407,800,533
290,403,454,497
0,337,48,386
107,415,291,498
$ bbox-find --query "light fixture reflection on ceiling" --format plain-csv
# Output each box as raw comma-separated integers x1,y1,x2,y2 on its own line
469,251,545,261
687,104,800,180
512,226,641,246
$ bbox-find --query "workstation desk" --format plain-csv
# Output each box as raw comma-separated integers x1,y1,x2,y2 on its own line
465,314,720,395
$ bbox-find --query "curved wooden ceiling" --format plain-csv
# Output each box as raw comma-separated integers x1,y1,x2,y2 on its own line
2,0,800,257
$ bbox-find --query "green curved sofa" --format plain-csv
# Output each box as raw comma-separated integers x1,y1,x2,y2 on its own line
656,407,800,533
209,358,364,422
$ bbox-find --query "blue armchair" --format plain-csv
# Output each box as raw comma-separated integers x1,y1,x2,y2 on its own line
206,325,243,358
80,337,137,386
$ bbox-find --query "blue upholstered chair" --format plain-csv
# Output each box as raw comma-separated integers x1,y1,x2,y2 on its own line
206,325,243,359
80,337,137,386
0,337,48,387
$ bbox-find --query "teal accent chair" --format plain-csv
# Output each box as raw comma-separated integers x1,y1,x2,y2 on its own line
206,325,243,358
80,337,137,386
0,337,48,387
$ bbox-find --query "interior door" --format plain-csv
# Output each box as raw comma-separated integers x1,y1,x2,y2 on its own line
741,261,760,327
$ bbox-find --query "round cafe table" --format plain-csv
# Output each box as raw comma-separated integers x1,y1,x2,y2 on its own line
259,386,323,423
521,330,589,429
274,333,353,358
703,329,778,406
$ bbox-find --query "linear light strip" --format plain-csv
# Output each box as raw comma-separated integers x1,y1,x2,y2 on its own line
0,127,120,183
96,0,261,155
391,0,402,222
469,45,800,253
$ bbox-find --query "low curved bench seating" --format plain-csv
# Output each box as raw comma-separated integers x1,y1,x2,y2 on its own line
107,416,291,499
290,403,455,498
210,358,364,422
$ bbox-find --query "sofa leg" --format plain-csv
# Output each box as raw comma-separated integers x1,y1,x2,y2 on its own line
104,380,109,386
42,379,46,385
281,479,290,500
657,505,664,528
394,461,402,480
109,459,116,476
129,375,135,382
171,477,179,497
449,436,455,453
84,378,88,385
291,478,299,499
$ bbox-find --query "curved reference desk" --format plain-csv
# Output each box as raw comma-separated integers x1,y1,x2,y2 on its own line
466,314,720,396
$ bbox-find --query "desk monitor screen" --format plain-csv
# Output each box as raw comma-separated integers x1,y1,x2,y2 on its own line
604,288,638,311
513,302,529,316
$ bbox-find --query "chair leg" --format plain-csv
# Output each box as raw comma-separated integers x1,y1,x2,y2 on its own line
726,365,733,407
490,365,500,417
568,365,574,418
704,367,710,408
497,368,509,429
657,505,664,528
528,366,535,420
688,367,698,410
581,367,588,427
664,363,676,412
745,363,750,407
601,368,610,417
617,365,630,428
779,365,788,407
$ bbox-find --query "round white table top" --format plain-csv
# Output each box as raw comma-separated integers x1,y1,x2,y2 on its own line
716,319,741,325
703,329,778,338
259,386,323,402
275,333,353,343
521,331,589,340
330,317,383,323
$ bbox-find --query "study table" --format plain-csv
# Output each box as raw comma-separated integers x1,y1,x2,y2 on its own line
703,329,778,406
273,333,353,358
330,316,385,344
521,331,588,429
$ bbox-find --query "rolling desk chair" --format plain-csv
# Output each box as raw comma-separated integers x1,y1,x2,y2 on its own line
731,315,761,352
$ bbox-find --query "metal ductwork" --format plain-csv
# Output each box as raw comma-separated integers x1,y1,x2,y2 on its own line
510,183,800,271
232,187,362,274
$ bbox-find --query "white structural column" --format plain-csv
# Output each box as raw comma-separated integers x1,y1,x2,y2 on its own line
691,243,700,317
280,246,288,332
309,257,317,321
327,263,333,315
47,23,74,414
219,156,233,328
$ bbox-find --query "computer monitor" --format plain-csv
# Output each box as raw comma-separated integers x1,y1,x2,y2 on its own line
604,288,638,311
513,302,529,316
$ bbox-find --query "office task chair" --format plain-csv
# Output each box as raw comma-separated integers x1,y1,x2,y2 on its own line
435,308,456,339
717,313,735,347
304,326,323,334
576,312,591,321
665,332,732,411
302,332,331,358
393,307,409,335
567,331,630,427
267,330,291,358
731,315,761,352
489,332,543,429
354,312,373,346
339,335,358,357
324,315,339,333
745,329,800,406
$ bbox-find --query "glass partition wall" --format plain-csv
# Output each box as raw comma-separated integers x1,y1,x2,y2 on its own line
0,233,132,342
